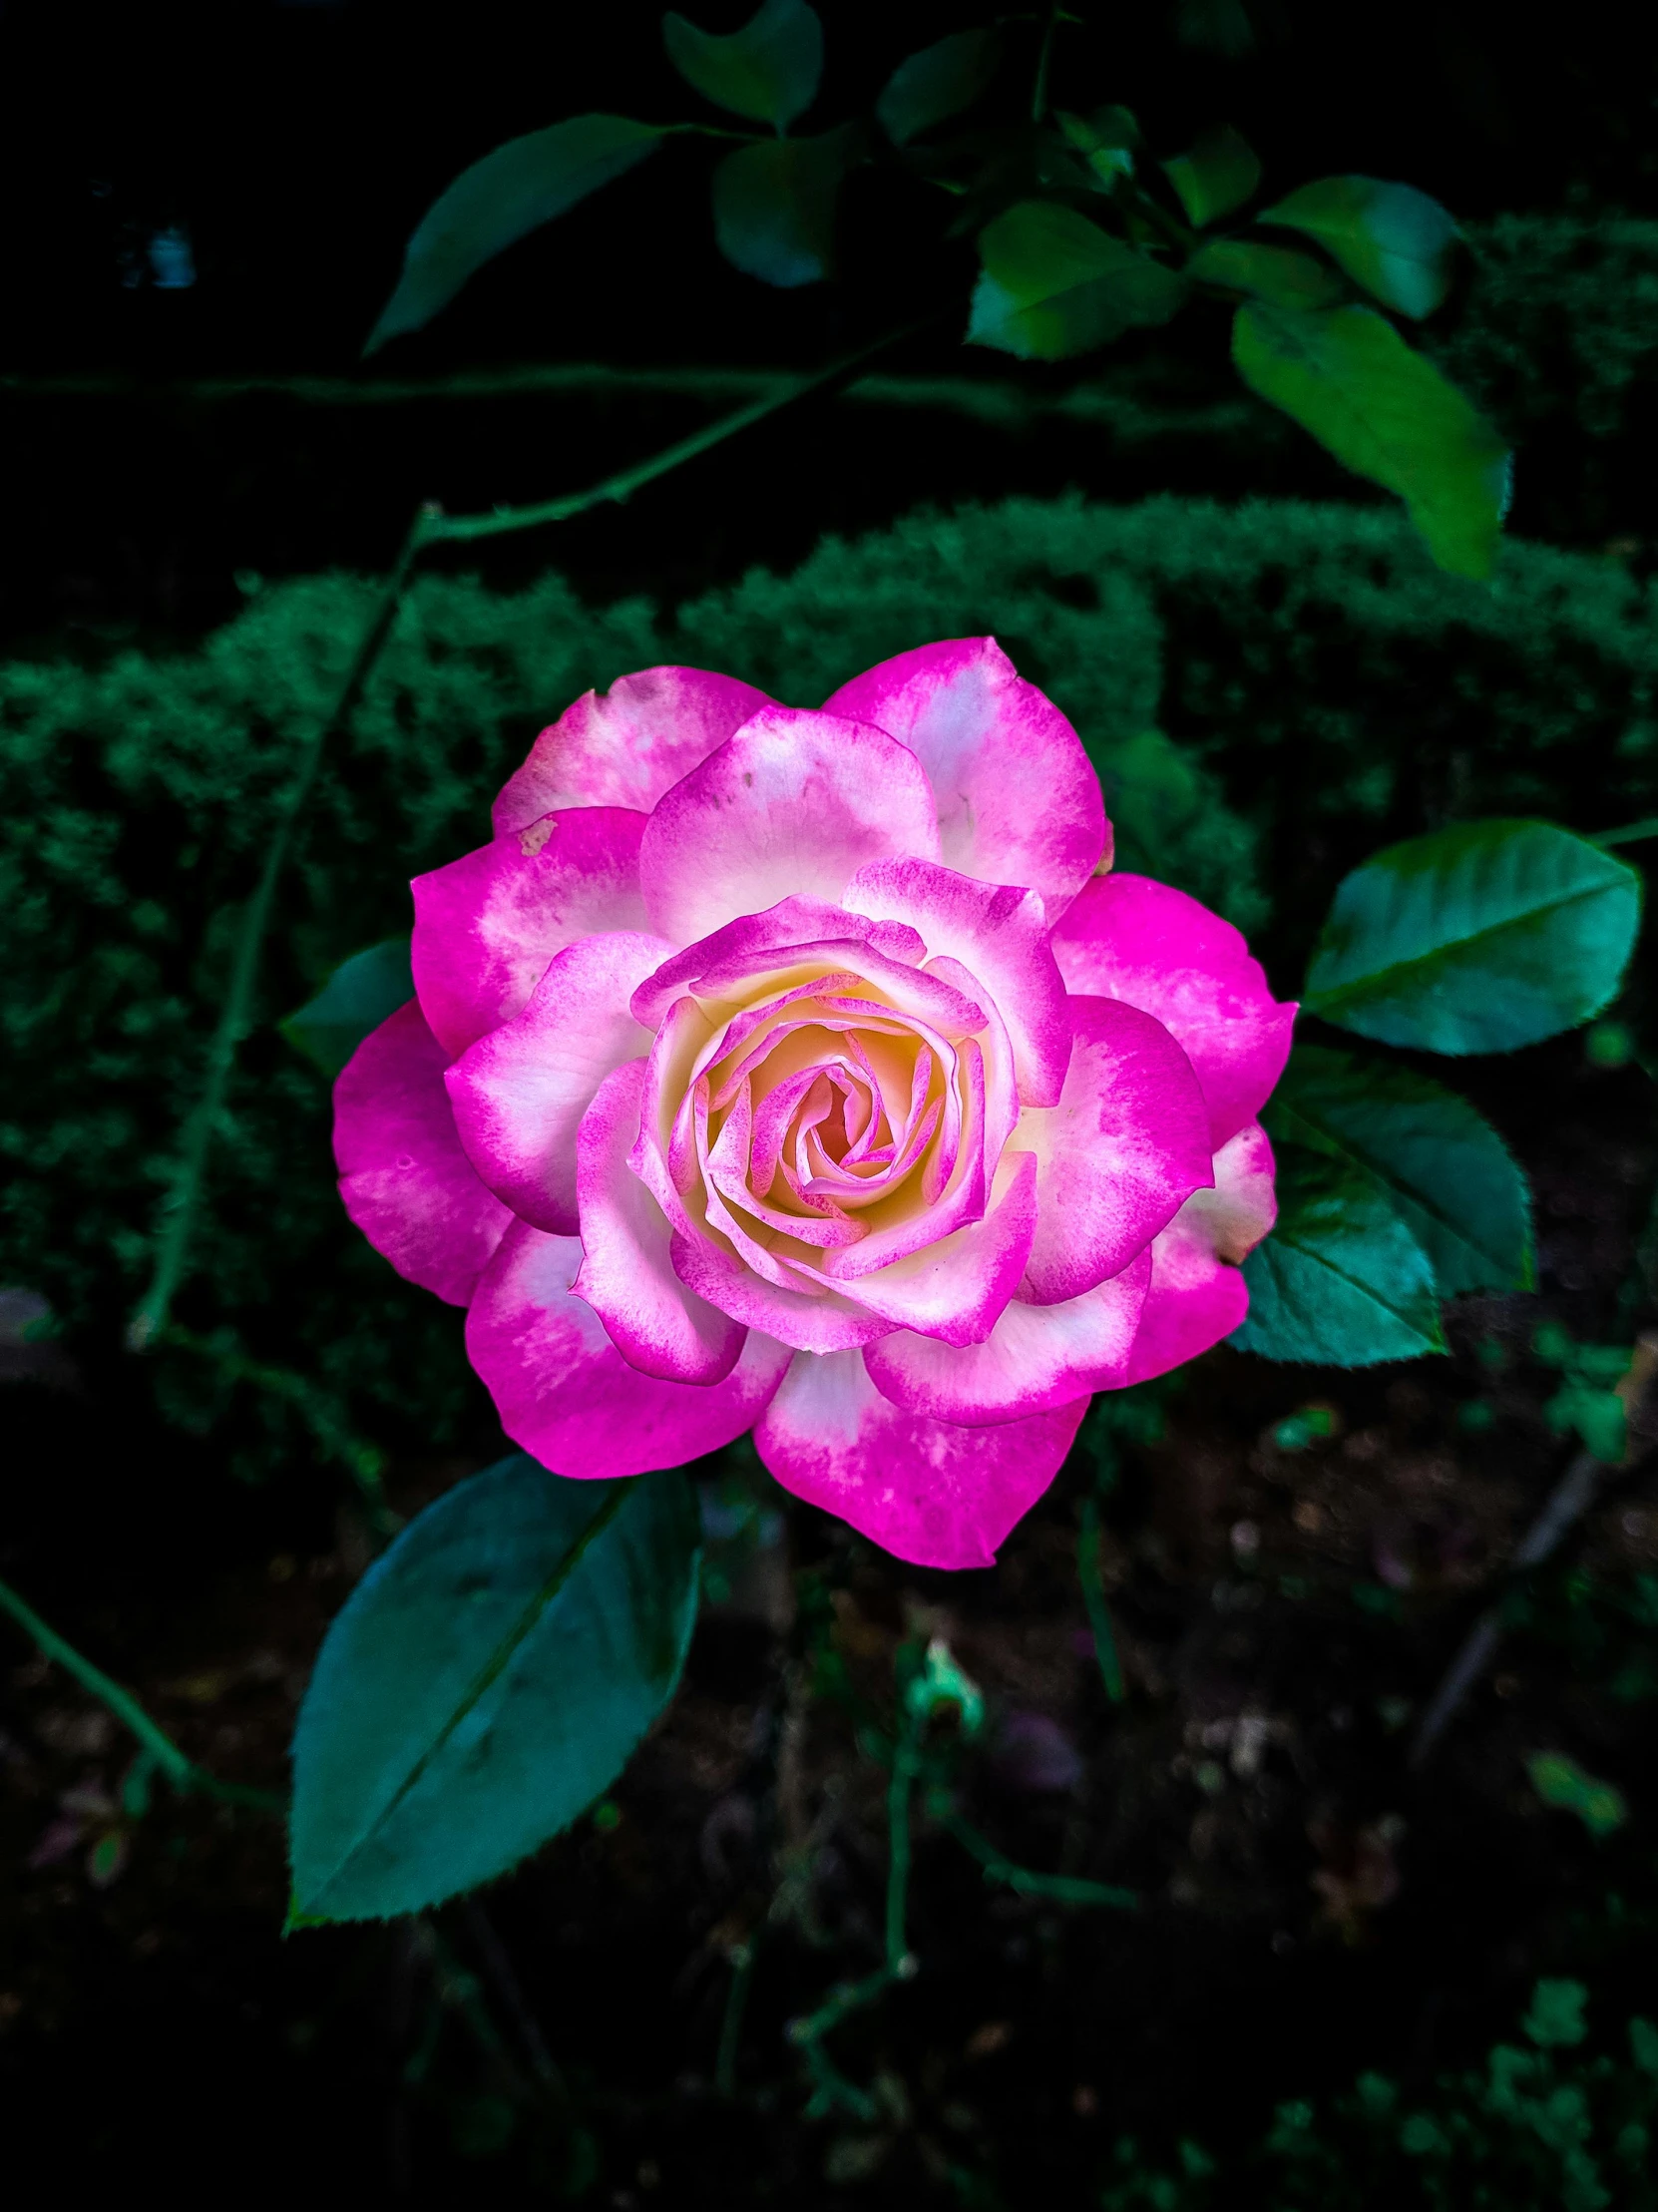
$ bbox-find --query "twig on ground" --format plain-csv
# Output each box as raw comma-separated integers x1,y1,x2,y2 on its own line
1411,1332,1658,1766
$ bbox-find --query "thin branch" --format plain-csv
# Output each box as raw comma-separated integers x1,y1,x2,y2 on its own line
1078,1494,1127,1703
0,1572,284,1811
126,315,935,1346
1411,1333,1658,1766
932,1800,1137,1910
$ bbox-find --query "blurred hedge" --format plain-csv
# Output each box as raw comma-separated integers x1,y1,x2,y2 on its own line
4,497,1656,1477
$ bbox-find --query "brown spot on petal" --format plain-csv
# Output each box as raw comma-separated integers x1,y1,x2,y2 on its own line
518,815,556,858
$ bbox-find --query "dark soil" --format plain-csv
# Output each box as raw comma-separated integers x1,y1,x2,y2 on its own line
5,1039,1658,2203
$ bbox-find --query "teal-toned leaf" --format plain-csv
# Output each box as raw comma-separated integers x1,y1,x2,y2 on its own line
1304,820,1642,1055
1232,1146,1445,1366
280,938,413,1079
877,29,1001,146
1231,300,1509,579
1526,1756,1627,1841
1260,176,1459,320
1268,1045,1532,1296
969,201,1188,362
1161,125,1260,228
711,125,857,286
1057,105,1142,185
364,118,665,354
289,1456,700,1923
663,0,822,131
1175,0,1255,58
1186,236,1344,306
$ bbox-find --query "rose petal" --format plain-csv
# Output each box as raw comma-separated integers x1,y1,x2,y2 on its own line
630,896,926,1027
574,1059,746,1385
825,639,1106,914
411,808,649,1058
843,858,1073,1106
493,666,772,833
865,1246,1150,1423
1050,874,1296,1151
754,1348,1088,1568
467,1220,791,1476
1017,995,1213,1304
1122,1121,1277,1384
333,1001,512,1305
827,1149,1039,1346
446,931,672,1234
638,705,942,945
670,1229,899,1354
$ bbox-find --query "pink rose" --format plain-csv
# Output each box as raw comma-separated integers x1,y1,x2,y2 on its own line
333,642,1293,1569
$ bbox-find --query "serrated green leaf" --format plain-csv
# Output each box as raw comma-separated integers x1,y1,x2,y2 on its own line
969,202,1188,362
280,938,413,1079
710,125,857,286
1231,300,1509,578
663,0,822,130
1161,125,1260,228
1304,820,1642,1055
1268,1045,1532,1296
1233,1145,1445,1366
289,1456,700,1923
1260,176,1459,319
877,28,1001,146
1186,237,1344,307
364,118,665,354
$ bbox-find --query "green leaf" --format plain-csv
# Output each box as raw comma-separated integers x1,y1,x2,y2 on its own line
1268,1045,1533,1296
877,28,1001,146
290,1456,700,1923
1232,1145,1446,1366
1057,105,1141,186
1231,301,1509,579
1304,820,1642,1055
1526,1757,1627,1841
1259,176,1459,320
1185,237,1344,307
1161,125,1261,228
968,202,1188,362
710,126,857,286
663,0,822,131
280,938,414,1079
364,118,665,354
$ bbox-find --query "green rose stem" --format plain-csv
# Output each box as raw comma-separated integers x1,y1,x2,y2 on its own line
0,1570,283,1812
1078,1492,1128,1704
127,315,934,1351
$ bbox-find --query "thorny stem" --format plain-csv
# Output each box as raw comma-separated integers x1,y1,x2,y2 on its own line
0,1572,283,1811
1078,1494,1127,1704
127,317,934,1348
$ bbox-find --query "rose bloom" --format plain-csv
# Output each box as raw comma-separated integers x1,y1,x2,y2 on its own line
334,642,1294,1568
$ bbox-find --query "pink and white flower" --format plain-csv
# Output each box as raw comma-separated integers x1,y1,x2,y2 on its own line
333,643,1294,1568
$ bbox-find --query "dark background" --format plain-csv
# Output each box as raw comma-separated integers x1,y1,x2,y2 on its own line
1,0,1655,642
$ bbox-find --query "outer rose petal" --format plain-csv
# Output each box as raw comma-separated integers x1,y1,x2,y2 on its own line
446,931,673,1235
638,706,942,945
1123,1121,1278,1385
411,808,649,1058
824,639,1106,914
1051,875,1296,1151
574,1060,746,1385
333,1000,512,1306
1017,996,1213,1304
467,1220,792,1476
864,1247,1150,1424
843,858,1072,1106
493,666,772,832
754,1348,1088,1569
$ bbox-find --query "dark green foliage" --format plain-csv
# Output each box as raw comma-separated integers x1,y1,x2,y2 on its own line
8,495,1658,1474
1102,1980,1658,2211
290,1456,700,1923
